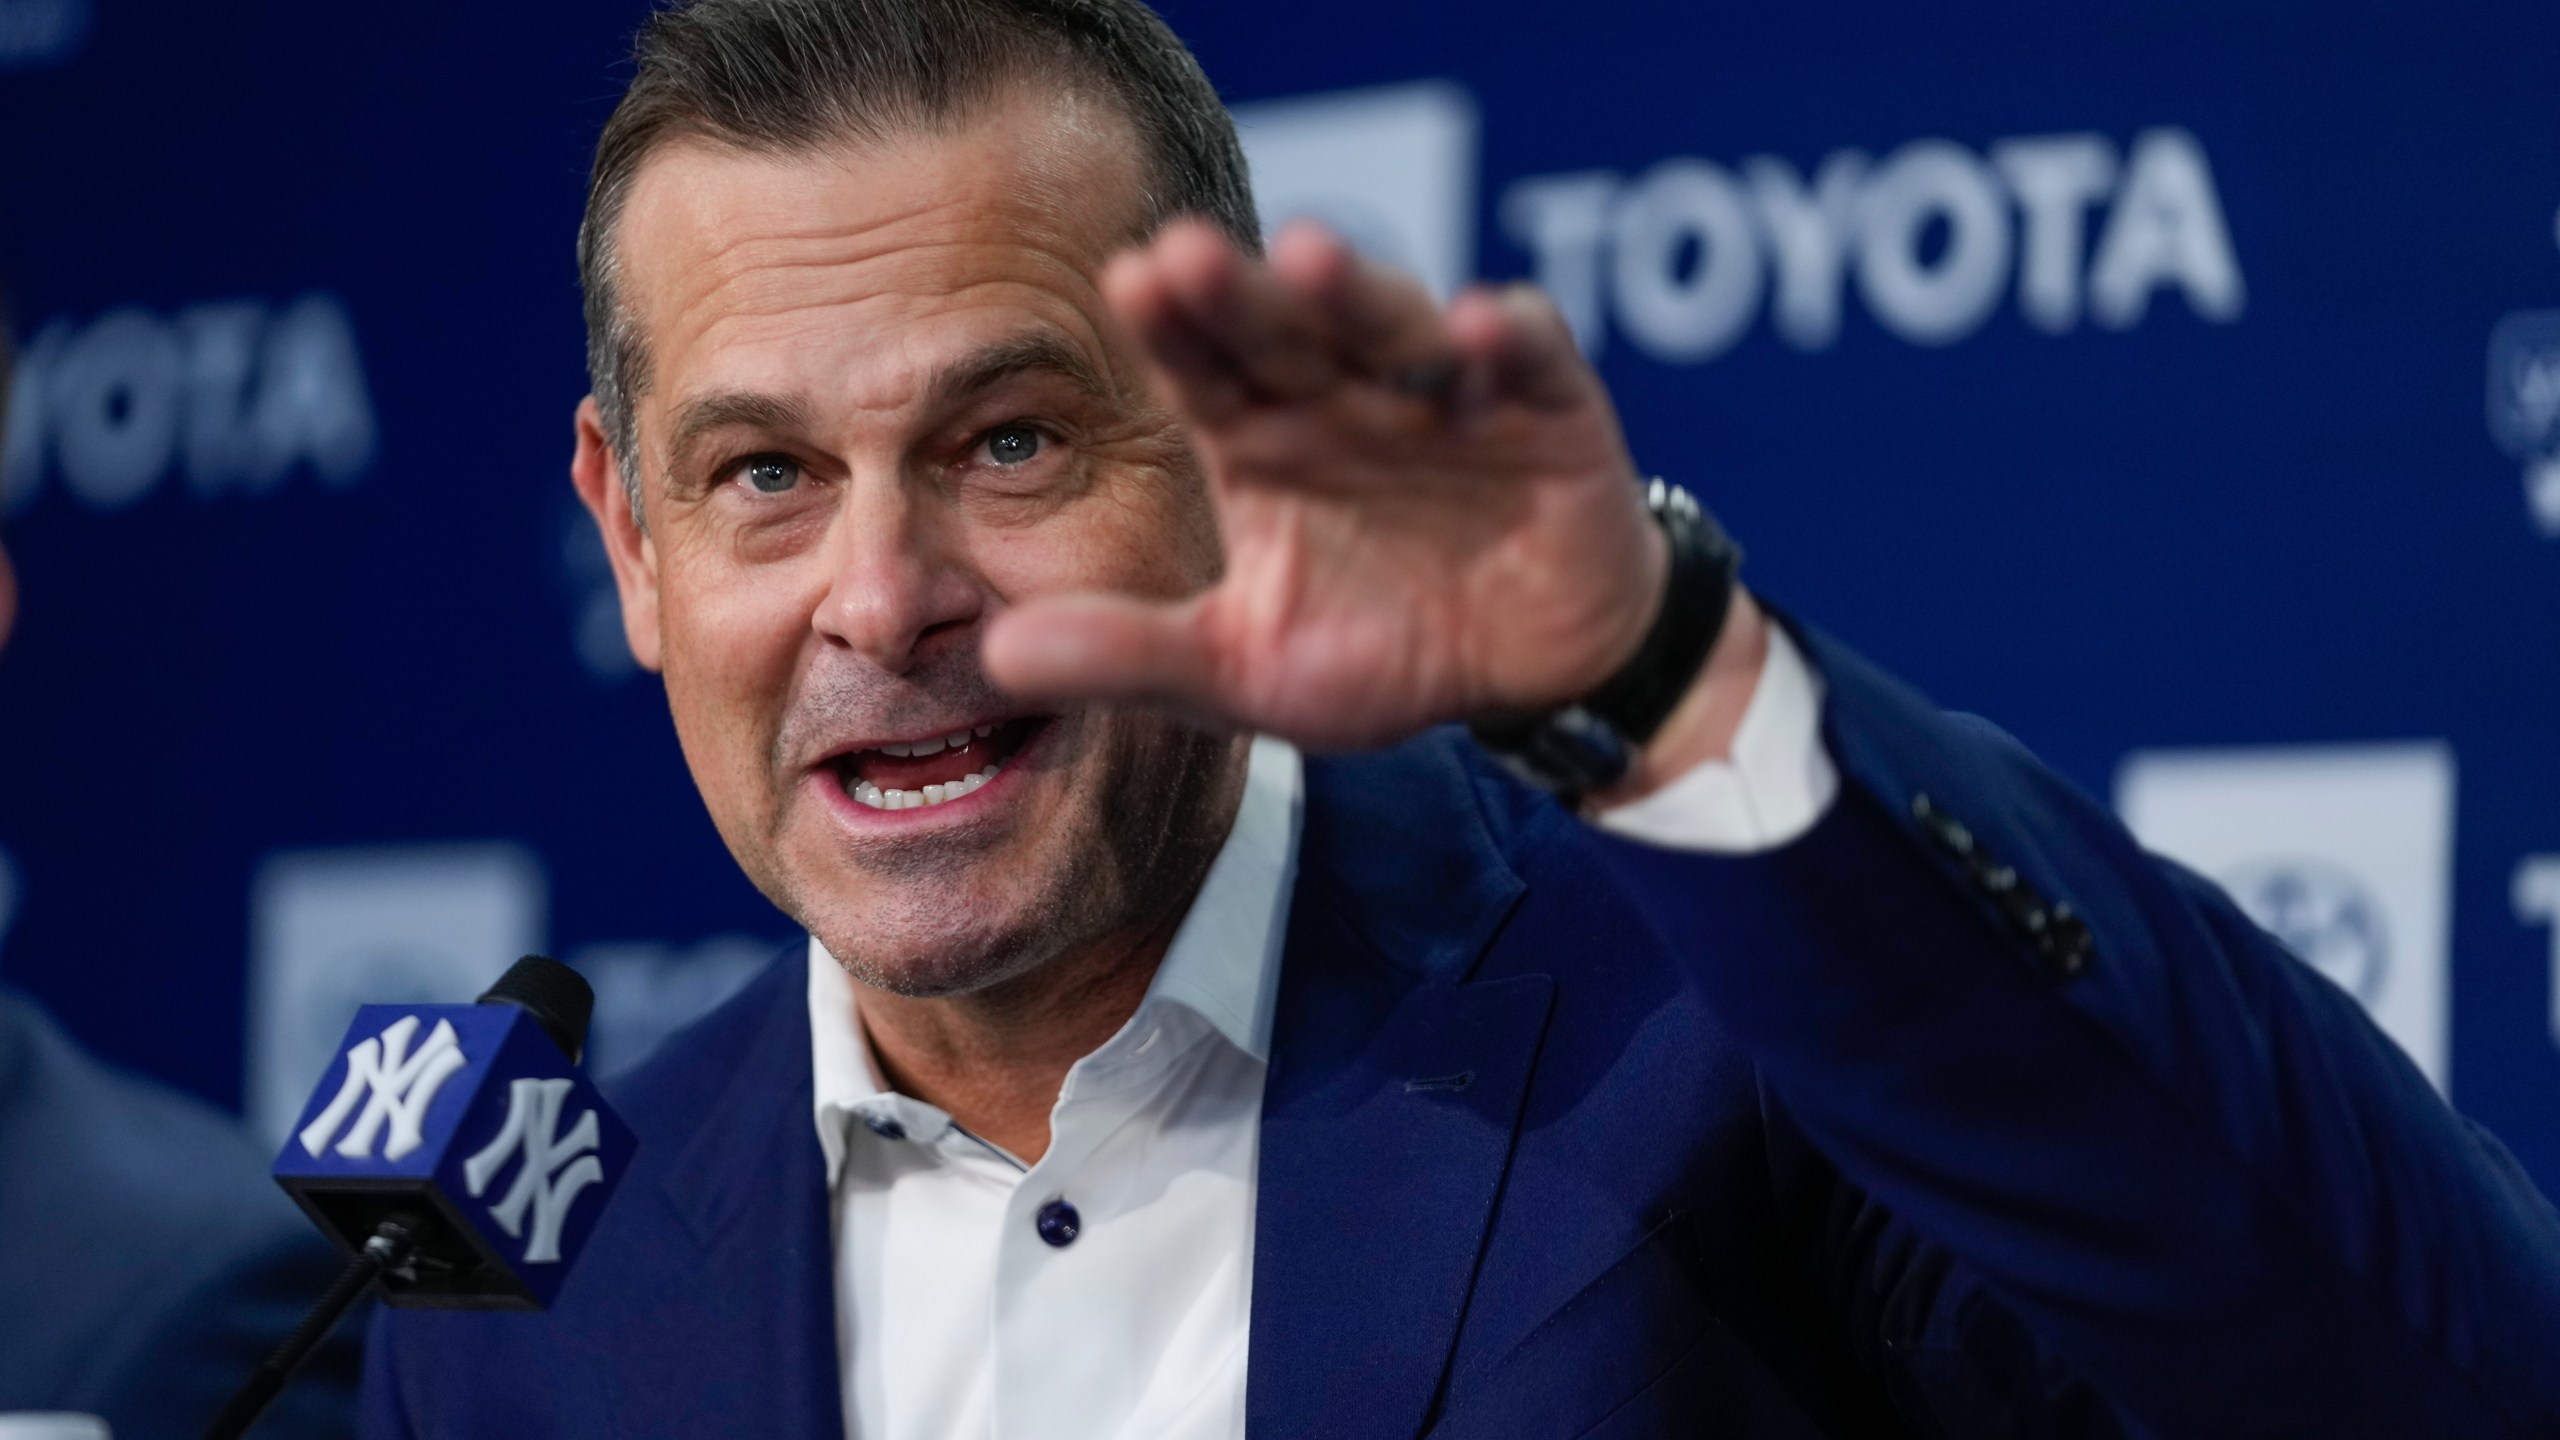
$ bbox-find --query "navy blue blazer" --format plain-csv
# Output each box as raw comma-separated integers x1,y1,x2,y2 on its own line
0,988,360,1440
363,626,2560,1437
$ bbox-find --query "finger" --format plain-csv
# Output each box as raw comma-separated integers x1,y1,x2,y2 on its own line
1446,282,1597,414
1140,219,1343,402
983,591,1230,715
1101,247,1250,424
1268,220,1456,382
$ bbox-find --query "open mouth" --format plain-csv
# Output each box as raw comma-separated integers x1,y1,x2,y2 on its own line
824,716,1049,812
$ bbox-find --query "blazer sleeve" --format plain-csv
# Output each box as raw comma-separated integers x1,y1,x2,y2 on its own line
1585,620,2560,1437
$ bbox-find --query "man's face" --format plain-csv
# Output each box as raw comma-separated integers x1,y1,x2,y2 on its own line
584,88,1238,998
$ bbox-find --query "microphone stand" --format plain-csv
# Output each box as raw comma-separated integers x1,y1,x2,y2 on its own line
199,1214,422,1440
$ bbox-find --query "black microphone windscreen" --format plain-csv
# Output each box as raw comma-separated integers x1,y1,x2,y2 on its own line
476,955,594,1064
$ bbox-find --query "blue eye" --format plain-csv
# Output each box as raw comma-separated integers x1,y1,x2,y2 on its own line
984,425,1043,467
741,456,800,494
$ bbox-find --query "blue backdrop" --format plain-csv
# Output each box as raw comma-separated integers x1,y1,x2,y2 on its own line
3,0,2556,1192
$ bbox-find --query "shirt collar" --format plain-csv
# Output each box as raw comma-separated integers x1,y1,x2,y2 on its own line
1137,733,1301,1064
808,735,1304,1184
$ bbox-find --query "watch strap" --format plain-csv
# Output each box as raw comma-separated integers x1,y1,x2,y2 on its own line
1469,480,1740,795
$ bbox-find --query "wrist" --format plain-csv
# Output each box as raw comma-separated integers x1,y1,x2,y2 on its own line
1579,505,1672,698
1581,589,1767,812
1468,480,1742,797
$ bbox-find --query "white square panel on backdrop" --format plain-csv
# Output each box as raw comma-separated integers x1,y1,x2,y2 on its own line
246,844,547,1148
2117,742,2456,1093
1232,81,1480,303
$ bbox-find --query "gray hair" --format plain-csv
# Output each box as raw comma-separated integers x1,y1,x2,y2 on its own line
577,0,1262,523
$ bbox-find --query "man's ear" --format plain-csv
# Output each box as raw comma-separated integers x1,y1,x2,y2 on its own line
570,396,665,674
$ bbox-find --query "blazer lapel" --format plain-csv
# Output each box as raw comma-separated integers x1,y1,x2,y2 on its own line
644,947,844,1440
1249,739,1554,1440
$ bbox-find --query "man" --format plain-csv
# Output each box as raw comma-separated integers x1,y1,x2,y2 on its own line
365,2,2560,1435
0,300,360,1435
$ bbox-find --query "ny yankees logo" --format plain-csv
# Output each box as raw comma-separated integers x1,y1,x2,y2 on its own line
299,1014,468,1162
463,1077,605,1264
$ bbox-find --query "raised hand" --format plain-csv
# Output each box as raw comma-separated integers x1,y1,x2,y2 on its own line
983,218,1670,752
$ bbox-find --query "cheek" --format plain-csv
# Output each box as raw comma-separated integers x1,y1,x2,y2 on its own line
656,545,817,789
975,465,1216,603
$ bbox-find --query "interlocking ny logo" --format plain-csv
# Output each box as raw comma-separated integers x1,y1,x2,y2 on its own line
298,1015,468,1162
463,1078,605,1264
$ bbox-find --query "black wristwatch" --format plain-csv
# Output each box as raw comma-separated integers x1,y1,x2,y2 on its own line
1468,479,1741,797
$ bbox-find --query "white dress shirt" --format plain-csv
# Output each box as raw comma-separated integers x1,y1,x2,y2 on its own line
809,625,1836,1440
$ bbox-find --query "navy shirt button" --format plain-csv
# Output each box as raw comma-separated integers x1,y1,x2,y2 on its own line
1036,1198,1081,1248
863,1113,906,1141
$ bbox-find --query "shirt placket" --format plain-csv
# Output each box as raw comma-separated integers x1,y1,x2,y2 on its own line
985,1010,1196,1440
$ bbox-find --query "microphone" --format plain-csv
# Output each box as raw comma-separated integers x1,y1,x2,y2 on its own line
202,956,636,1440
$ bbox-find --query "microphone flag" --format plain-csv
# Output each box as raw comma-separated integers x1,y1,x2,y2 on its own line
272,1001,636,1309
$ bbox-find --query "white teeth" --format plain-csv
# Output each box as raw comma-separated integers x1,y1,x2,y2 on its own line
847,757,1007,814
849,770,999,812
863,726,994,767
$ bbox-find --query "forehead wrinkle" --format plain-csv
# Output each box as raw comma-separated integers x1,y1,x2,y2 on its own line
672,237,1097,343
634,116,1139,315
676,190,967,294
646,138,1122,322
680,257,1117,396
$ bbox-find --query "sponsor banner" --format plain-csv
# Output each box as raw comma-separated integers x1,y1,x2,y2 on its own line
1503,127,2243,361
3,294,376,516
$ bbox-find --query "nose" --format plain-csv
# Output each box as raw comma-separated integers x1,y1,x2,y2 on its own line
811,477,985,671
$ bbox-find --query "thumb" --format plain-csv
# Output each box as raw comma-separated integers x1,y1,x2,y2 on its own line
983,592,1227,712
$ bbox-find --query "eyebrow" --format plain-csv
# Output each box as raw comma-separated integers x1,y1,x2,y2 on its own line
925,332,1113,410
663,390,817,475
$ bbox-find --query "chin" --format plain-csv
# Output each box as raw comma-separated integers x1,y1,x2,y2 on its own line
800,872,1077,1000
819,922,1064,1001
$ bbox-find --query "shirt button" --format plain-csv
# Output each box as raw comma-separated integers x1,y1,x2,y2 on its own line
862,1113,906,1141
1035,1198,1081,1248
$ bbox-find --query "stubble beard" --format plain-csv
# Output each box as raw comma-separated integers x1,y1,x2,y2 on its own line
744,647,1247,1002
